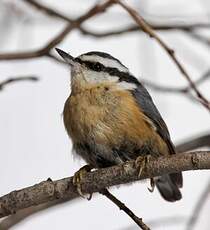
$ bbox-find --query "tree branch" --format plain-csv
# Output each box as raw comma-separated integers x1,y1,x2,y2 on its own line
115,0,210,111
1,133,207,229
0,76,38,91
22,0,210,40
186,179,210,230
0,0,114,62
176,134,210,153
0,199,69,230
122,216,187,230
141,68,210,95
100,189,150,230
0,151,210,220
23,0,74,23
81,23,210,38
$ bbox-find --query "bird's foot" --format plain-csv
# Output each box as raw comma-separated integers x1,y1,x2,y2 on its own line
148,178,155,192
135,155,151,178
73,164,93,200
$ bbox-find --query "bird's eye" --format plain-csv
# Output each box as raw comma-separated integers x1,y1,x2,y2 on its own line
93,62,102,71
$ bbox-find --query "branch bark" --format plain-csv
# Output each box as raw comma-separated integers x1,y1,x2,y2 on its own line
0,151,210,219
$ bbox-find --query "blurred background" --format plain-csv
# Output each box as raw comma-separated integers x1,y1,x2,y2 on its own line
0,0,210,229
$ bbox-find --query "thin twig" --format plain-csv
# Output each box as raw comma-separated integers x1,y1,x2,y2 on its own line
0,198,69,230
186,179,210,230
0,76,38,91
23,0,74,22
81,23,210,38
121,216,187,230
141,68,210,95
115,0,210,111
0,0,114,62
176,133,210,153
22,0,210,39
187,31,210,48
100,189,150,230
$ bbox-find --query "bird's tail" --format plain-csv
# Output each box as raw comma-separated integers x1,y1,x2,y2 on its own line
155,172,183,202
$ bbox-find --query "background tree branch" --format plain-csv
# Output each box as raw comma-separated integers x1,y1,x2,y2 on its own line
176,133,210,153
115,0,210,111
186,179,210,230
0,0,114,62
0,76,38,91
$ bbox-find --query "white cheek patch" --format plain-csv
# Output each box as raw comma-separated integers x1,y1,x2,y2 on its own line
84,70,119,84
80,55,128,73
115,81,137,90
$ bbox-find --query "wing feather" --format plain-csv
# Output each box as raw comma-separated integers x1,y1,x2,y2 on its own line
132,82,176,155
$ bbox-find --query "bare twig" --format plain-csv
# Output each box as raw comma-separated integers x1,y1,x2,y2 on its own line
186,179,210,230
187,31,210,48
0,198,69,230
115,0,210,111
0,0,114,62
121,216,187,230
141,68,210,95
81,23,210,38
22,0,210,39
100,189,150,230
0,151,210,219
0,76,38,91
23,0,74,23
176,134,210,153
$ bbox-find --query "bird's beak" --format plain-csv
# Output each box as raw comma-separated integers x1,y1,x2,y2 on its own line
55,48,75,66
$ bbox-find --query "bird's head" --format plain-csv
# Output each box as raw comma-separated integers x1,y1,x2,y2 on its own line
56,48,139,93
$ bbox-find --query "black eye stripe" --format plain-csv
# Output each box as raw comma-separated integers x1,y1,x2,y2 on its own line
75,58,140,85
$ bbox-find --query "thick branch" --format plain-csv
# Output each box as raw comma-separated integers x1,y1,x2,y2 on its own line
0,151,210,219
1,133,207,228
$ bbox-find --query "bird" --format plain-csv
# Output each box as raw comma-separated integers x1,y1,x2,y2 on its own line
56,48,183,202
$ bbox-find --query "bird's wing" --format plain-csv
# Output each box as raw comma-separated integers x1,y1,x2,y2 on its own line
132,82,176,155
132,82,183,188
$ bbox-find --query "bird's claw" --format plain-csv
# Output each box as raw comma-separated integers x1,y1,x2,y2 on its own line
135,155,151,178
73,165,93,200
148,178,155,192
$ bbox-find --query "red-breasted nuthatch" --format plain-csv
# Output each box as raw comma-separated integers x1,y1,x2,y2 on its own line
56,48,183,202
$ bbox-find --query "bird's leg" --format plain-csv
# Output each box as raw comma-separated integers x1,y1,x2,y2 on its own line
135,155,151,178
73,164,93,200
148,178,155,192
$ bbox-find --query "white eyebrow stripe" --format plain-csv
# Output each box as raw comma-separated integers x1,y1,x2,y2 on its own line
116,81,137,90
79,55,128,72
